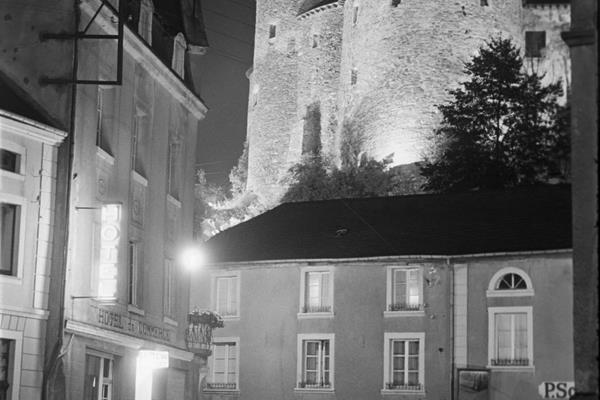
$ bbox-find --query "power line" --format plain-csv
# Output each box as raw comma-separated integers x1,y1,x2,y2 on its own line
203,6,256,30
205,26,255,46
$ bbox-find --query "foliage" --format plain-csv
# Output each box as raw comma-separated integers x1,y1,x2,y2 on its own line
420,37,570,192
187,309,224,328
229,139,249,197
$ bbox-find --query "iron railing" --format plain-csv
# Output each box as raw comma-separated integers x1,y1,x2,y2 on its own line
302,305,332,313
385,382,423,391
491,358,529,366
388,303,423,312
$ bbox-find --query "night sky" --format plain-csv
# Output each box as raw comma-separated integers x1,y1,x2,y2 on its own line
193,0,256,188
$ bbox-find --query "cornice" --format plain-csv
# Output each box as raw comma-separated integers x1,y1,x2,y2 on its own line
0,110,67,145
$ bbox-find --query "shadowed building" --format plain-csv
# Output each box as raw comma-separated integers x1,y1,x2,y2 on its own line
191,184,573,400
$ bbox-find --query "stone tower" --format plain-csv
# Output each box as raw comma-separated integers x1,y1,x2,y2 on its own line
246,0,569,206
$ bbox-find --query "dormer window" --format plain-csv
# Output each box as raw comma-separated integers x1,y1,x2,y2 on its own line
487,268,534,297
139,0,153,45
172,33,187,78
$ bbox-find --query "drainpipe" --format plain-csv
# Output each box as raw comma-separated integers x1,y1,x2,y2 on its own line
448,257,455,400
41,1,79,399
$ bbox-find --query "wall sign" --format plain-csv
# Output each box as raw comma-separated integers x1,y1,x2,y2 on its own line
538,382,575,399
96,308,172,342
98,204,121,299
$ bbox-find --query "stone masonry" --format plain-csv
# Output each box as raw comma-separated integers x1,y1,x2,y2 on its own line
246,0,571,206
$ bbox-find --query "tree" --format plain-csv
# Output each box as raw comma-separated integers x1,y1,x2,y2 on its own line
420,37,570,192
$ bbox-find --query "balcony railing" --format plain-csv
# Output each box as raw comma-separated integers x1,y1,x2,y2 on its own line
206,382,237,390
298,381,332,389
388,302,422,312
302,305,332,313
385,382,423,391
491,358,530,366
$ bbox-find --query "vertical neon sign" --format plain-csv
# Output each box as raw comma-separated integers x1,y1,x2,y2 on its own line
98,204,121,299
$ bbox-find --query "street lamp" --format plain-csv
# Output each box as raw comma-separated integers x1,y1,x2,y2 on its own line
178,245,205,272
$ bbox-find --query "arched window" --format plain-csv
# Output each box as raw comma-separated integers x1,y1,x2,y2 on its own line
487,267,533,297
172,33,187,78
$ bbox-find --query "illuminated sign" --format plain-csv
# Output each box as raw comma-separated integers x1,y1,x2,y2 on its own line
98,204,121,299
96,308,172,342
137,350,169,369
538,382,575,399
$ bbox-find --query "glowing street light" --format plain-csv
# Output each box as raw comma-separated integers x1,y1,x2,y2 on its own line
178,245,205,272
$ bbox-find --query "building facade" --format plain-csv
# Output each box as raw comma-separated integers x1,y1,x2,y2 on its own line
1,99,66,400
190,185,574,400
245,0,571,206
1,1,210,399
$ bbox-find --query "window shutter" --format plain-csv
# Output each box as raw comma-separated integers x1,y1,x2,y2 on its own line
320,272,330,307
393,270,407,304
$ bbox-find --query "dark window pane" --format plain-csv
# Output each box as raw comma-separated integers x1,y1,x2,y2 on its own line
0,150,19,173
1,203,19,275
525,31,546,57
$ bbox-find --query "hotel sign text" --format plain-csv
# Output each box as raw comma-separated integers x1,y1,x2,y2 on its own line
97,308,172,342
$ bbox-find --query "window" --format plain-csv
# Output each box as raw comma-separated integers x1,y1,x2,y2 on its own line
214,274,239,317
392,0,401,6
1,203,20,276
0,150,20,174
131,113,149,176
300,268,333,314
480,0,489,6
163,259,175,317
0,339,14,399
488,307,533,368
386,267,423,313
138,0,153,45
302,102,321,155
128,241,142,307
312,34,318,48
172,33,186,78
207,339,239,390
525,31,546,58
269,24,277,41
487,267,533,297
96,87,114,154
383,333,425,393
167,141,181,200
83,353,114,400
350,68,358,85
296,334,334,390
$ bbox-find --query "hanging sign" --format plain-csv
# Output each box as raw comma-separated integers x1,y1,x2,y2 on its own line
98,204,121,299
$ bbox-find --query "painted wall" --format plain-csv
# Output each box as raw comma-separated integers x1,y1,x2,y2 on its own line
465,253,573,400
0,111,65,399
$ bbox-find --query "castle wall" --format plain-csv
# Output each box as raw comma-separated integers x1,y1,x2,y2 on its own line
522,3,571,102
246,0,302,204
338,0,524,165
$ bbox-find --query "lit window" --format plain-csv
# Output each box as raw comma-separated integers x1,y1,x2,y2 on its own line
172,33,186,78
128,241,142,307
488,307,533,368
525,31,546,58
386,267,423,313
214,274,239,317
1,203,20,276
83,353,114,400
300,269,333,314
297,334,334,390
207,340,239,390
138,0,153,45
383,333,425,392
0,339,14,399
0,149,20,174
163,258,175,317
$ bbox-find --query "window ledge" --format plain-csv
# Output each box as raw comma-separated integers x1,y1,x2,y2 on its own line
487,365,535,372
163,316,178,327
127,304,145,316
381,388,426,395
297,312,334,319
0,170,25,181
166,194,182,208
131,170,148,186
204,387,239,393
384,310,426,318
0,274,22,284
96,146,115,165
486,289,534,298
294,387,335,393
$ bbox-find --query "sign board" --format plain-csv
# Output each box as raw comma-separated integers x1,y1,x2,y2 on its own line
98,204,121,299
137,350,169,369
538,382,575,399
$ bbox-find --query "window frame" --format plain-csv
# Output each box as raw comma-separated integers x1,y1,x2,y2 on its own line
172,33,187,78
206,337,240,392
126,240,144,315
486,267,534,297
0,142,25,181
268,23,277,42
487,306,534,370
384,266,425,317
84,349,115,400
298,266,334,318
0,194,26,281
211,271,241,319
382,332,425,393
0,330,22,400
296,333,335,392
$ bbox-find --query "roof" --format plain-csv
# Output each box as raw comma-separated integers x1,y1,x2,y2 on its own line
0,74,58,128
204,185,572,264
153,0,209,48
298,0,338,16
